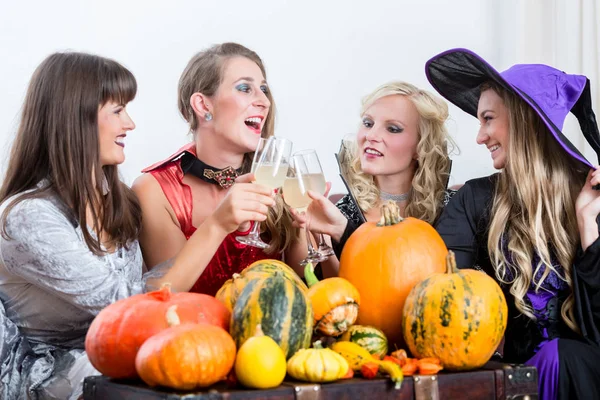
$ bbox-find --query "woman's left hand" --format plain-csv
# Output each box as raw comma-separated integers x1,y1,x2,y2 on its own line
576,167,600,251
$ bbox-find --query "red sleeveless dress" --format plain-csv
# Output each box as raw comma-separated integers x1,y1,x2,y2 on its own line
142,143,281,296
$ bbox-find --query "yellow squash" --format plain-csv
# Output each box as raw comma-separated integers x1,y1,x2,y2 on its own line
329,341,374,371
330,341,403,389
287,341,350,383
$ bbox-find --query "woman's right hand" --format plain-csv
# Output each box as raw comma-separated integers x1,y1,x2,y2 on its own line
290,190,348,242
576,167,600,251
210,173,276,234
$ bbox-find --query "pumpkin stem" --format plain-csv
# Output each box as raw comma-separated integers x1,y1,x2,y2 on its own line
377,200,403,227
165,305,181,327
303,262,319,288
254,324,265,337
313,340,324,349
446,251,458,274
148,283,173,301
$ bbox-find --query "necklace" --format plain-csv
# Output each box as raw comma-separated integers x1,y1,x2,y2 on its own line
180,151,244,189
379,190,410,202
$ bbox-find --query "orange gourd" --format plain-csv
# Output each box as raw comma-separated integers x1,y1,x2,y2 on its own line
85,284,230,379
304,263,360,336
135,310,236,390
339,201,448,350
403,252,508,370
216,273,247,312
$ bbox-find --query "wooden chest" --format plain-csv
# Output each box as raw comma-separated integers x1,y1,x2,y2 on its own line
82,361,537,400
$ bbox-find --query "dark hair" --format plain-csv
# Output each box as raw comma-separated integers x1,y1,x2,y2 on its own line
0,51,141,254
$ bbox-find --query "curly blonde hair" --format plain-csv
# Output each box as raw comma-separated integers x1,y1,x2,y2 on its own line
340,81,455,224
483,82,587,333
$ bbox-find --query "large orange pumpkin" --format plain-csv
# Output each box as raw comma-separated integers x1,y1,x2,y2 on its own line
403,252,508,370
135,318,236,389
339,201,447,349
85,284,230,379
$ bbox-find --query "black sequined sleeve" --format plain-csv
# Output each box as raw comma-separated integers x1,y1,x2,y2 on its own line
331,195,364,259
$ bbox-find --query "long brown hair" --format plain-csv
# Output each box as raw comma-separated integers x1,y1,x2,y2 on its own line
0,52,141,255
177,42,296,253
483,82,587,333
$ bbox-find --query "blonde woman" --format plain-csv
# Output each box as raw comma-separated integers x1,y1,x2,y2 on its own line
133,43,304,295
428,48,600,399
293,81,456,277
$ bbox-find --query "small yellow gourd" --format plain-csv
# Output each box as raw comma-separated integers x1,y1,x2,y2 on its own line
329,341,374,371
235,325,286,389
330,341,404,389
287,341,350,383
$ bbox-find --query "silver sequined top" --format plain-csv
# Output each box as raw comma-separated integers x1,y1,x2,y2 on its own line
0,185,155,399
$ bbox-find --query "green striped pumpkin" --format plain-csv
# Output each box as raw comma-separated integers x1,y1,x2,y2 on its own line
230,272,313,359
339,325,388,359
243,259,308,292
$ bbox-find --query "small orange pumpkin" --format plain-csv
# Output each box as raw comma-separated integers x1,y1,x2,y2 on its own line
135,309,236,390
339,201,448,349
403,251,508,370
304,263,359,336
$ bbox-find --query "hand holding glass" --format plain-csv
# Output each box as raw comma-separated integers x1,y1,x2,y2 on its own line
236,137,292,249
283,149,332,265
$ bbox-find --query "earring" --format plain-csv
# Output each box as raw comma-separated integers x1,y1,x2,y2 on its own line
205,112,213,121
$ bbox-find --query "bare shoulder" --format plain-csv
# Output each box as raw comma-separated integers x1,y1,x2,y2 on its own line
132,173,162,200
131,173,177,225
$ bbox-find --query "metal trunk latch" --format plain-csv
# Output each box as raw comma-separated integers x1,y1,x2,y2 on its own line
289,383,322,400
414,375,440,400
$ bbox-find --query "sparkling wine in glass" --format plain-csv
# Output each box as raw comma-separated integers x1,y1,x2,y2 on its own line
236,136,292,249
284,149,330,265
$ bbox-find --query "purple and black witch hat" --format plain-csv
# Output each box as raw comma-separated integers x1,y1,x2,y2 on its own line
425,48,600,168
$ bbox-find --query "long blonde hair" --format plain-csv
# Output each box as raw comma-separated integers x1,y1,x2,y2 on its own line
341,81,455,224
177,43,296,254
484,82,587,333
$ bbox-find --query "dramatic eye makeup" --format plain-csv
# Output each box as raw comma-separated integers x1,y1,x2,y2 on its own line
387,124,403,133
234,77,269,95
235,83,251,93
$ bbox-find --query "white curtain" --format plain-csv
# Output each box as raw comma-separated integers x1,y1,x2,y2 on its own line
504,0,600,162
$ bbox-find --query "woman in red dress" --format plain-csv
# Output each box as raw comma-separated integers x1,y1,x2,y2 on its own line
133,43,306,296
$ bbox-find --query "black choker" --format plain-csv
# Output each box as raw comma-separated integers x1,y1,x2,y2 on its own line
180,152,243,189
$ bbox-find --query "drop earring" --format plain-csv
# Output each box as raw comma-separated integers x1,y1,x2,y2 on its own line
205,112,213,121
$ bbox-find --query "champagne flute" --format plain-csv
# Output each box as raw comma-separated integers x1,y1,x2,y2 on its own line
283,149,329,266
236,137,292,249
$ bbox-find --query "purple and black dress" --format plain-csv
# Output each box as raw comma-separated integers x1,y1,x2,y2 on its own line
435,173,600,400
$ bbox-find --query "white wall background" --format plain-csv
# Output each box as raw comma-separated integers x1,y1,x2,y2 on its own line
1,0,598,194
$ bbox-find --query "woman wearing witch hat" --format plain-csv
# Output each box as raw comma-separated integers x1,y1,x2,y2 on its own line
133,43,306,296
428,48,600,399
